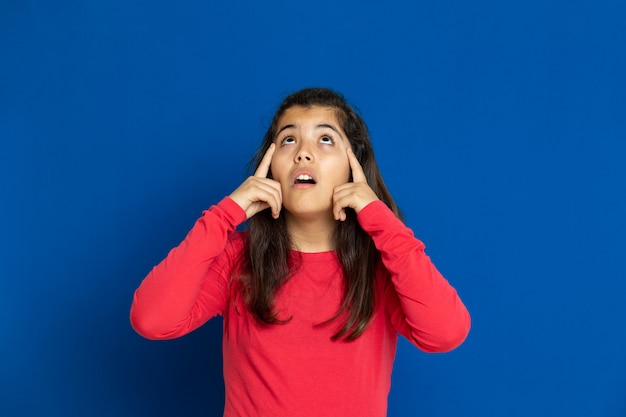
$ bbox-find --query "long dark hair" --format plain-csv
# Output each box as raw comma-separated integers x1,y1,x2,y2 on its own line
241,88,401,341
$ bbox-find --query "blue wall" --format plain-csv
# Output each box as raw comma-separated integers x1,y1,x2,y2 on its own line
2,1,625,416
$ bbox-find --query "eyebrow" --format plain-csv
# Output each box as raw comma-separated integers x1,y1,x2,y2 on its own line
276,123,342,136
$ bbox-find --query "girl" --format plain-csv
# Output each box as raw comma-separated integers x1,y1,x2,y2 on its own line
130,88,470,417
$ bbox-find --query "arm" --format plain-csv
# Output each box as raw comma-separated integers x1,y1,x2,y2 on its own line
358,201,471,352
131,145,281,340
333,147,470,352
130,197,246,340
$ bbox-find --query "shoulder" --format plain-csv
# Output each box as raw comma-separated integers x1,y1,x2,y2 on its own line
207,230,247,282
225,230,247,259
373,260,392,291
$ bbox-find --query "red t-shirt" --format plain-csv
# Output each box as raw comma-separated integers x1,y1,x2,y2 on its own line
131,197,470,417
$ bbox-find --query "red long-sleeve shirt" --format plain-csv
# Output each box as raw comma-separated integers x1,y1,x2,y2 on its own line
130,197,470,417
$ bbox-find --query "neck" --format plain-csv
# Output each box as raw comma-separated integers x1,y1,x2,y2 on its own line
284,212,336,252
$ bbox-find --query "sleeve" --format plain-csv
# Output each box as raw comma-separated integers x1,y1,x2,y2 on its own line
129,197,247,340
357,201,471,353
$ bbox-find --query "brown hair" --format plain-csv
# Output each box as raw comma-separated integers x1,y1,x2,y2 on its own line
241,88,401,340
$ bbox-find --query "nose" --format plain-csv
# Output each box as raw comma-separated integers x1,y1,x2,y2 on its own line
296,153,312,162
295,144,313,163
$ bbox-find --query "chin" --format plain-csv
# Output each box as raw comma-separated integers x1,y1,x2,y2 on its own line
284,205,334,221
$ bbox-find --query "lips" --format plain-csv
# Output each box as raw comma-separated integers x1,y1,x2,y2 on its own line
291,169,317,187
295,174,315,184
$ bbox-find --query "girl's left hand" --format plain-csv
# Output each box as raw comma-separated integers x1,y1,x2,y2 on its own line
333,147,379,221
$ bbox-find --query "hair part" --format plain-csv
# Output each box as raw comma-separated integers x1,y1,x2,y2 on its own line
242,87,401,340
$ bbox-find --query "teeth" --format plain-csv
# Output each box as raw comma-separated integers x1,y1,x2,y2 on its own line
296,174,313,181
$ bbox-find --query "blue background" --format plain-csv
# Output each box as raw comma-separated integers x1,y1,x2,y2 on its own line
2,1,625,416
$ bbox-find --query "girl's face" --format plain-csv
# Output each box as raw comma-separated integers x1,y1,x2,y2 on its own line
270,105,352,221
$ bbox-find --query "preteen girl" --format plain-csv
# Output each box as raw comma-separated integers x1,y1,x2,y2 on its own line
130,88,470,417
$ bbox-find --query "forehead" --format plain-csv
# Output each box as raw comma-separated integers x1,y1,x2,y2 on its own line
276,105,342,129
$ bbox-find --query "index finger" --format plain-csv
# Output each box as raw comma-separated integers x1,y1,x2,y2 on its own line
254,143,275,178
347,147,367,183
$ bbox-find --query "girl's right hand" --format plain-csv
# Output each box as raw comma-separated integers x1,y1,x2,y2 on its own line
229,143,282,219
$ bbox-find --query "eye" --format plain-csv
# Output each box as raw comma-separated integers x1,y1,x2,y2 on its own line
319,135,334,145
280,136,296,146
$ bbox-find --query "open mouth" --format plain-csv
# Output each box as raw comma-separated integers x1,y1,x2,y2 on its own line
294,174,316,185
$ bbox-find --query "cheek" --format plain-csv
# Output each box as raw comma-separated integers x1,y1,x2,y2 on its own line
270,160,292,190
332,158,351,184
269,155,284,180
